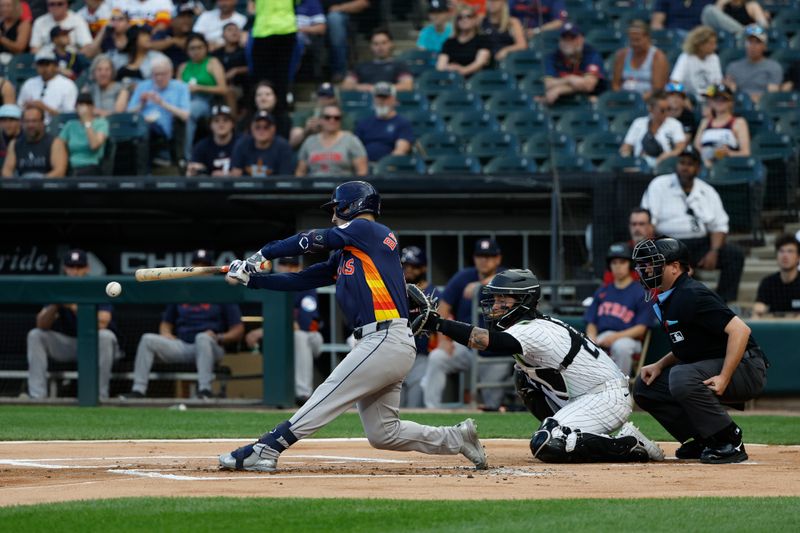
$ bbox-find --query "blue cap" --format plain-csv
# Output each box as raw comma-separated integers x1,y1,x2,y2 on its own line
560,22,582,37
664,82,685,94
474,238,501,256
63,249,88,267
400,246,427,266
0,104,21,119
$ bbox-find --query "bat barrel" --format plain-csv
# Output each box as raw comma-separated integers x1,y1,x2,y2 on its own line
134,266,228,282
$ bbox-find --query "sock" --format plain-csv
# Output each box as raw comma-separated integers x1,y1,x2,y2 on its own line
257,420,298,454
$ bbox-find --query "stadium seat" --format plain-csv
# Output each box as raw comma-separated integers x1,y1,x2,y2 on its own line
609,109,645,135
613,8,652,32
416,132,462,161
107,113,149,176
596,0,649,20
654,155,678,175
554,110,609,141
761,28,789,50
417,70,466,100
395,90,428,114
585,29,625,58
502,110,552,136
339,90,373,113
790,33,800,49
762,0,800,19
598,154,652,173
739,109,773,137
545,95,593,123
707,157,766,237
5,53,36,88
595,91,647,122
757,91,800,121
430,91,481,122
405,109,446,137
465,70,515,100
751,132,799,209
577,132,624,165
398,49,437,77
374,154,426,176
484,90,537,121
733,91,754,114
427,154,482,175
518,72,546,97
446,110,500,142
343,109,371,131
465,131,519,164
775,110,800,140
46,113,79,136
773,11,800,37
499,49,545,80
540,155,595,173
567,8,609,33
650,29,679,54
768,48,800,71
521,132,577,164
529,30,561,53
718,48,745,70
482,155,538,175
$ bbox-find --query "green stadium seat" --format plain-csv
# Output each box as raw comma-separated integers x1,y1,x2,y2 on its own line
595,91,647,122
398,49,437,77
650,29,679,54
773,11,800,37
46,113,79,136
790,33,800,49
499,49,545,80
518,72,546,97
465,131,519,164
757,91,800,121
374,154,426,176
427,154,482,175
733,91,754,114
567,8,609,33
751,132,799,210
598,154,652,173
430,91,481,122
107,113,149,176
339,90,373,113
482,155,538,175
540,155,595,172
446,110,500,142
545,94,593,123
554,110,609,141
464,70,515,100
502,110,552,136
654,155,678,175
707,157,766,237
417,70,466,100
529,30,561,53
775,110,800,140
484,90,537,121
521,132,577,164
768,48,800,70
395,90,428,113
609,109,645,135
577,132,624,165
718,48,745,70
6,53,36,88
613,8,652,32
585,29,625,58
739,109,773,137
416,132,462,161
404,109,446,137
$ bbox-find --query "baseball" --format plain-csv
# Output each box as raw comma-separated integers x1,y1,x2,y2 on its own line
105,281,122,298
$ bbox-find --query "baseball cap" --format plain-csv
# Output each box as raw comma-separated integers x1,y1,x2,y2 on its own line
606,242,633,262
428,0,449,13
0,104,22,119
277,256,300,266
317,82,335,98
706,83,734,100
191,249,213,266
474,238,501,257
560,22,582,37
63,249,88,268
34,48,57,63
678,145,702,163
400,246,427,266
744,24,767,43
664,82,685,95
49,26,71,39
76,93,94,105
176,2,198,15
373,82,396,98
251,110,275,124
211,104,233,117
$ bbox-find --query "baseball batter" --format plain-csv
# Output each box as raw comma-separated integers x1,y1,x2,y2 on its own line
219,181,487,472
418,269,664,463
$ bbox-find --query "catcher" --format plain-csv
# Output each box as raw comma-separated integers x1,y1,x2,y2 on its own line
410,269,665,463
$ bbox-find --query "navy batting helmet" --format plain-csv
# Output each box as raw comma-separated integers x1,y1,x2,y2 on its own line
321,181,381,221
632,237,690,299
480,269,541,331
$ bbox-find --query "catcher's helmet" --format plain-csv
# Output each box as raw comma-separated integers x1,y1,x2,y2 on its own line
606,242,633,268
480,269,541,331
321,181,381,221
632,237,690,299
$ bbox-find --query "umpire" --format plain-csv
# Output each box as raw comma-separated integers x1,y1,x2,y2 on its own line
631,237,768,464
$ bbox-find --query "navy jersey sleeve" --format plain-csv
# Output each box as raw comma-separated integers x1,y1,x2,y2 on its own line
583,287,602,324
397,116,414,143
248,253,339,291
259,226,349,259
544,52,557,77
585,48,605,77
162,304,178,324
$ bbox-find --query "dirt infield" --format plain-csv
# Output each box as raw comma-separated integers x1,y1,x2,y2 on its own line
1,439,799,506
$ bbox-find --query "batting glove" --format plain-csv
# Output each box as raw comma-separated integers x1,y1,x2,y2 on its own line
245,252,271,273
225,260,250,286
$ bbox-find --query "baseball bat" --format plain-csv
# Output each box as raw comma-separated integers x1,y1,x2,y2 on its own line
134,265,230,282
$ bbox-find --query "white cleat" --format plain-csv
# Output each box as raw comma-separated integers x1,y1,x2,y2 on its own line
457,418,488,470
618,422,665,461
218,442,279,472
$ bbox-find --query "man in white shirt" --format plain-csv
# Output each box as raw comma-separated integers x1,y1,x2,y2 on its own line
192,0,247,50
640,146,744,302
30,0,93,53
17,49,79,123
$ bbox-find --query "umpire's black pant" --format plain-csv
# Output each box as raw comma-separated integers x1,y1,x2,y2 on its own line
633,351,767,442
683,237,744,303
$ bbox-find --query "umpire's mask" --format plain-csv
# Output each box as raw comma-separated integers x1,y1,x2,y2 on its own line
632,239,665,302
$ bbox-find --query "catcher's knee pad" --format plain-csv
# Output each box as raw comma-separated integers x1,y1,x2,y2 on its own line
530,419,649,463
530,417,569,462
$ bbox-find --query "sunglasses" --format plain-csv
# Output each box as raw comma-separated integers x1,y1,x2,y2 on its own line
322,114,342,121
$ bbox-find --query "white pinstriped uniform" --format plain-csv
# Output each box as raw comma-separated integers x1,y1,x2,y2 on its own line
506,317,633,435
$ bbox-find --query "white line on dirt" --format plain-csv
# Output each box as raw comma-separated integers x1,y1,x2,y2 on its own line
108,470,469,481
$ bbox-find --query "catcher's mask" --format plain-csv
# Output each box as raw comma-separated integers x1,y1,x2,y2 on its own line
480,269,541,331
632,237,690,301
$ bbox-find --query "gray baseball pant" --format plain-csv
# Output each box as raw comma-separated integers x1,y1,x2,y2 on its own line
294,330,324,398
27,328,120,400
422,343,510,409
596,331,641,378
131,332,224,394
400,353,428,408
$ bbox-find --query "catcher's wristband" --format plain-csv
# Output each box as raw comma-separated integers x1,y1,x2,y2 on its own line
438,319,474,346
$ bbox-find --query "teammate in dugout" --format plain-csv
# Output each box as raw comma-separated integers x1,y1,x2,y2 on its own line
632,237,769,463
219,180,488,472
417,268,665,463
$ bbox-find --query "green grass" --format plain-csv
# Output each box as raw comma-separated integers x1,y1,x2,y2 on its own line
1,497,798,532
0,406,798,443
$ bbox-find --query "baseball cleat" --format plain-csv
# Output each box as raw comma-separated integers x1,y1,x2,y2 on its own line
700,442,748,464
457,418,488,470
618,422,665,461
675,438,706,459
219,442,278,472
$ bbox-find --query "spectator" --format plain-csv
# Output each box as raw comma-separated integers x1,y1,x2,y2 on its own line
601,207,656,285
461,0,486,16
150,3,194,68
30,0,91,53
702,0,770,35
178,32,228,161
664,82,698,138
342,28,413,92
641,146,744,302
436,5,491,78
724,24,781,104
543,22,606,105
0,103,21,158
83,8,129,70
116,25,170,86
481,0,526,63
422,237,510,410
187,104,238,176
620,91,688,169
59,93,108,175
25,249,121,400
295,104,368,177
193,0,246,51
584,242,652,377
290,0,326,85
77,0,111,38
2,106,67,177
244,256,324,406
323,0,369,82
651,0,714,39
354,82,413,163
126,56,190,167
753,234,800,317
17,48,78,121
288,81,337,149
509,0,567,39
83,54,129,116
122,249,244,400
117,0,172,30
250,0,296,121
669,25,722,100
230,111,294,177
49,26,90,80
239,81,292,141
399,245,435,408
416,0,452,54
0,68,15,105
611,20,669,98
0,0,32,65
212,22,248,93
694,83,750,167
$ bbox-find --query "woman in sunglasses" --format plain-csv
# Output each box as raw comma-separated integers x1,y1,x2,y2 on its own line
295,104,368,177
694,83,750,167
435,5,491,77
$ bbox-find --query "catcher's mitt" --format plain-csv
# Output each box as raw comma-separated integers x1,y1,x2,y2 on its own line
407,283,439,336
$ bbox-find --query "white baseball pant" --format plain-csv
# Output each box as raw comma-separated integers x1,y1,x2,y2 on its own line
131,332,224,393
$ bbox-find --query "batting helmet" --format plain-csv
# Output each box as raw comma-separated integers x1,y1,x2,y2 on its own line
632,237,690,298
321,181,381,221
480,269,541,331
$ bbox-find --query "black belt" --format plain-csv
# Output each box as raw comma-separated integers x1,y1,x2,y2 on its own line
353,320,395,340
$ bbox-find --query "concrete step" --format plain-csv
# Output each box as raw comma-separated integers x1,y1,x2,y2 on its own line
784,222,800,235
